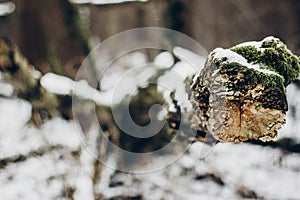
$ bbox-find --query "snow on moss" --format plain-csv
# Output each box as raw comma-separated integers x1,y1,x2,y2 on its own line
232,36,300,86
213,48,279,76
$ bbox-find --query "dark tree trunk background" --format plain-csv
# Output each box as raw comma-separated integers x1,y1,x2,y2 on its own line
87,0,300,53
1,0,300,77
0,0,90,79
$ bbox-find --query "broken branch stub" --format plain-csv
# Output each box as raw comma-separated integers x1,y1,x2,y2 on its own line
190,36,300,142
0,38,59,126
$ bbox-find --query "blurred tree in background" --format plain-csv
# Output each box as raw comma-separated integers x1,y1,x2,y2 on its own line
0,0,90,78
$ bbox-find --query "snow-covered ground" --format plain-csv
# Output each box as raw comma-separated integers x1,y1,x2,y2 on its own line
98,142,300,199
0,48,300,199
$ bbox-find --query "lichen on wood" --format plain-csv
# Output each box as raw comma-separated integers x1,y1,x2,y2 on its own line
0,38,59,126
189,36,300,142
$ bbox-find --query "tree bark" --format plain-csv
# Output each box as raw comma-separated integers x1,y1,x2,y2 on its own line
0,0,91,79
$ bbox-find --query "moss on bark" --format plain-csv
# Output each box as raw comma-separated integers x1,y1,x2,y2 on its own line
190,36,300,142
231,36,300,86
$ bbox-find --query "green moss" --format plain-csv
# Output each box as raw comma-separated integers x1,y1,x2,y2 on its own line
221,62,287,110
219,62,284,91
204,54,288,111
231,37,300,86
231,46,261,63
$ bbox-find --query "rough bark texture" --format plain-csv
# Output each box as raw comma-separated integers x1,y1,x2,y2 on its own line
0,38,59,126
190,36,300,142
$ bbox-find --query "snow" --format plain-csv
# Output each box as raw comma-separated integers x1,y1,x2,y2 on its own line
157,47,207,112
157,61,194,111
0,82,14,97
0,96,84,159
95,155,119,198
124,51,148,67
42,118,81,149
0,99,33,155
154,51,174,69
96,142,300,199
207,143,299,199
31,68,42,79
235,41,262,50
0,2,15,16
106,66,155,103
173,46,207,73
0,96,89,199
73,125,99,200
45,48,205,111
74,79,101,102
40,73,109,105
262,36,279,42
73,175,94,200
278,83,300,142
95,51,152,105
70,0,148,5
234,36,281,51
0,98,37,158
41,73,74,95
213,48,279,76
0,151,80,200
41,52,153,107
0,73,14,96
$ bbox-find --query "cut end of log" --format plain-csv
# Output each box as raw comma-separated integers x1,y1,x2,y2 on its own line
190,36,300,142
